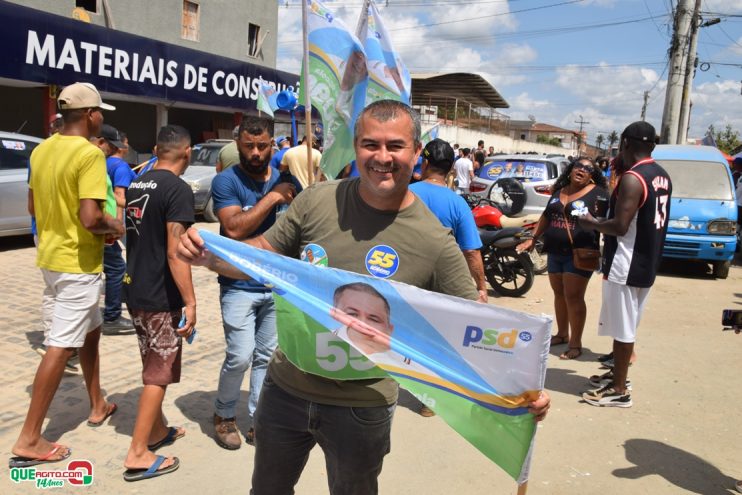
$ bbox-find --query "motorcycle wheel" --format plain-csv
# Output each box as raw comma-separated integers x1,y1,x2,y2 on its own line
484,248,534,297
529,240,548,275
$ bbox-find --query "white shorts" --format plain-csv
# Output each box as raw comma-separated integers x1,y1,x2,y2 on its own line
597,279,651,343
40,269,103,348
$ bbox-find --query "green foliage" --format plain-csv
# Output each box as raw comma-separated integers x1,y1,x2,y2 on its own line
709,124,741,155
536,134,561,147
595,134,605,150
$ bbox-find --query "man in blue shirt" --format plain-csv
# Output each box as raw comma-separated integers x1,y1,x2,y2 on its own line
268,135,291,171
410,139,487,303
98,124,136,332
210,116,296,450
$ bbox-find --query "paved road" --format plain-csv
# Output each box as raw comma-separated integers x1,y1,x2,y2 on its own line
1,225,740,494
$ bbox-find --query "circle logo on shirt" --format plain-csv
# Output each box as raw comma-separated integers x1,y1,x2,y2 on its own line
365,245,399,278
301,244,329,266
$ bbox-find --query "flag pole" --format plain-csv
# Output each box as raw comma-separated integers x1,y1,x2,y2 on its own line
301,0,314,185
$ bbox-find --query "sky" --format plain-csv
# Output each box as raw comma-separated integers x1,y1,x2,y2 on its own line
274,0,742,146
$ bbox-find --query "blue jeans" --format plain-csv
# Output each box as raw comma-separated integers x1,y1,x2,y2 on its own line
251,373,395,495
215,287,277,421
103,242,126,321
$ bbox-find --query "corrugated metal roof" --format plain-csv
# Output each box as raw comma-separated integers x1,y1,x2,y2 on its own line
410,73,509,109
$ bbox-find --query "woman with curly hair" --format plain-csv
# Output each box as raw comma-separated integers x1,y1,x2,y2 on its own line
518,157,608,359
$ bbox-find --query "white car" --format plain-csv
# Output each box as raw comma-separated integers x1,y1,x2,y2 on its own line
468,154,570,217
0,132,42,237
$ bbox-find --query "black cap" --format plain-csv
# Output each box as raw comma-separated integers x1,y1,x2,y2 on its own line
99,124,125,149
423,138,455,168
622,121,656,143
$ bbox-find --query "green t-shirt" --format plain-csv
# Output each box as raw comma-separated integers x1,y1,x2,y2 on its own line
263,178,478,407
218,141,240,171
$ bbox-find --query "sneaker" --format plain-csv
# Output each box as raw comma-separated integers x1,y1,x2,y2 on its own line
418,405,435,417
597,352,613,363
582,385,632,408
102,316,135,334
245,427,255,446
588,371,632,390
213,414,241,450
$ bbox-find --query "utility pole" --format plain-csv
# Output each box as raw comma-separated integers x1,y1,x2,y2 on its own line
660,0,694,144
677,0,702,144
640,91,650,121
575,115,589,154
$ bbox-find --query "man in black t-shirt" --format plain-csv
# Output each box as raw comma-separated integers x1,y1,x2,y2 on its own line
578,121,671,409
473,139,486,172
121,125,196,482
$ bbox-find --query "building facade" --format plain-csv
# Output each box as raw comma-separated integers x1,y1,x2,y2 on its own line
0,0,295,153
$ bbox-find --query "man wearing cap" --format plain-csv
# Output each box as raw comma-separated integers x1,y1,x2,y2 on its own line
411,138,487,304
269,135,291,171
96,124,136,332
216,126,241,173
578,121,672,408
12,83,123,468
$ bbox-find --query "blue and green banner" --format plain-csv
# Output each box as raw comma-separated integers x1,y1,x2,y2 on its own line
200,229,550,482
300,0,367,179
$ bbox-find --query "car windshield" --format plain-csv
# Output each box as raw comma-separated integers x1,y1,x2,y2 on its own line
478,160,551,182
653,159,733,201
0,138,38,170
190,145,222,167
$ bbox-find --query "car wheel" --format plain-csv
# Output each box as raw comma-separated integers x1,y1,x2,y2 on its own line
712,260,730,279
203,196,218,223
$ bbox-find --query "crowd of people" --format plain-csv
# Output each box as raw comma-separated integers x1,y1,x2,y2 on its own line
12,80,679,491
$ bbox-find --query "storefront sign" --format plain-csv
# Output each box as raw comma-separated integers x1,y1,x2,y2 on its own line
0,0,298,110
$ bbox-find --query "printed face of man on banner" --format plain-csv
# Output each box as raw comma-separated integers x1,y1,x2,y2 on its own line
330,283,393,355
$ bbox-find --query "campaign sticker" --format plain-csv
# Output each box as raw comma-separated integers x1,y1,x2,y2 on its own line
301,243,328,266
365,245,399,278
2,140,26,150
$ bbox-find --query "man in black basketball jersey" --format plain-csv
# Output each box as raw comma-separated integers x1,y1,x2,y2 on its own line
577,121,672,408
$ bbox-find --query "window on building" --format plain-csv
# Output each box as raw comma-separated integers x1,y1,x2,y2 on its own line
76,0,97,13
182,1,200,42
247,23,262,58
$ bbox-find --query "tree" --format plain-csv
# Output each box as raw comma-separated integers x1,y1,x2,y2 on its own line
595,134,605,151
709,124,741,154
607,130,619,151
536,134,561,147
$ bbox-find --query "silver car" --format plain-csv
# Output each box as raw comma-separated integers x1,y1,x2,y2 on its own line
181,139,232,222
0,132,43,237
468,154,570,217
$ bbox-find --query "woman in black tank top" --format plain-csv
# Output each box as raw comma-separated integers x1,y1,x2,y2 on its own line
519,157,608,360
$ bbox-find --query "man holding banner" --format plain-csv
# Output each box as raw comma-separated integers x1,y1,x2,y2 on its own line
178,100,550,494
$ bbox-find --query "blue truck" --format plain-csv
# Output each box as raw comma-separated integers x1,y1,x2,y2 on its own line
652,145,737,279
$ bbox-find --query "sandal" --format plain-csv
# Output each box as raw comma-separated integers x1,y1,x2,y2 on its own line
550,335,569,346
560,347,582,360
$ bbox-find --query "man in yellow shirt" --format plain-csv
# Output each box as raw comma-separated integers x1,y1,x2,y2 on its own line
10,83,124,468
279,136,323,188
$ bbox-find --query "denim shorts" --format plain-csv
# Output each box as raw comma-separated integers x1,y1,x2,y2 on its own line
547,252,593,279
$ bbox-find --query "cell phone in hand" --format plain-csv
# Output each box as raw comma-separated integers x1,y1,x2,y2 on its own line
178,313,197,344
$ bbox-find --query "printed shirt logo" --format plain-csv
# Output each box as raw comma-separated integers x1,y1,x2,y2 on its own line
365,245,399,278
301,243,329,266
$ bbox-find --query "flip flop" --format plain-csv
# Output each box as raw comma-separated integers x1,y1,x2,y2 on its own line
148,426,185,451
550,335,568,346
123,455,179,482
560,347,582,360
87,402,118,427
9,443,71,468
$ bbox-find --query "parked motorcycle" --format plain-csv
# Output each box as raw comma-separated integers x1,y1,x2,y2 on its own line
463,195,548,275
478,227,535,297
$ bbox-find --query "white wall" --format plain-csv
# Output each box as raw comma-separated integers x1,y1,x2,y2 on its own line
431,124,576,156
